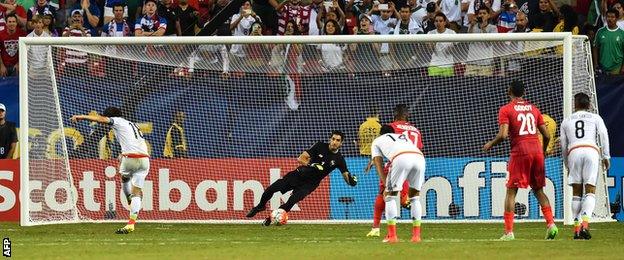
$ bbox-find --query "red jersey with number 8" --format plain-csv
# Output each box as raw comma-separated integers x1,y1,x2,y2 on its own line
498,99,545,155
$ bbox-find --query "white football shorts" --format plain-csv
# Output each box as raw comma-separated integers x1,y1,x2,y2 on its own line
119,156,150,189
385,153,426,192
567,147,600,186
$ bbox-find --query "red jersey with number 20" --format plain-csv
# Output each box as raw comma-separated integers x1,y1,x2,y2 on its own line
388,121,424,151
498,99,545,155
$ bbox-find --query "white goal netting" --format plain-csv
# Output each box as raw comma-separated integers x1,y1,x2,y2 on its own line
20,34,610,225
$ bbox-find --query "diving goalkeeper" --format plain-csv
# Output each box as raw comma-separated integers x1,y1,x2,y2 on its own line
246,130,358,225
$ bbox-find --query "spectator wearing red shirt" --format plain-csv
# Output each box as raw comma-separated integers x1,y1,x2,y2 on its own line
0,0,27,31
0,14,26,77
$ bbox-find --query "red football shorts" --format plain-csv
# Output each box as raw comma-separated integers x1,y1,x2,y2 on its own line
507,152,546,189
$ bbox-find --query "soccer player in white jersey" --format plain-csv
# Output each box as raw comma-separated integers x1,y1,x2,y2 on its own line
371,125,426,243
560,93,611,240
71,106,149,234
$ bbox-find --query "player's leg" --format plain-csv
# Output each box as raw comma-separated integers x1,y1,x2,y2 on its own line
501,154,528,240
407,156,425,243
116,157,149,234
579,150,600,239
246,176,294,218
367,183,385,237
382,159,408,243
278,184,317,212
529,152,557,239
568,150,585,238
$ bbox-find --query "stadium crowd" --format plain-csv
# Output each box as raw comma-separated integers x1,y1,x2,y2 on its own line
0,0,623,76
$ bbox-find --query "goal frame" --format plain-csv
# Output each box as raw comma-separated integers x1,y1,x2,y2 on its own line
19,32,604,226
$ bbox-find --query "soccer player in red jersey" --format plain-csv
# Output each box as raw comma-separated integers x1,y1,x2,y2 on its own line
483,80,558,240
367,104,423,237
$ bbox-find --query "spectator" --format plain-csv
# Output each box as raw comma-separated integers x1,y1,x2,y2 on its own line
465,6,497,76
159,0,181,36
593,8,624,75
393,5,421,66
554,4,579,34
176,0,199,36
27,0,57,30
511,9,528,32
41,11,57,36
395,5,421,34
467,0,502,29
103,0,128,24
73,0,101,36
308,0,322,35
421,1,437,34
269,20,301,73
244,22,266,69
504,11,529,75
349,0,373,19
439,0,461,32
497,0,518,33
208,0,232,36
615,1,624,30
349,14,380,71
409,0,427,25
318,19,345,71
0,103,17,159
252,0,277,34
26,15,50,69
529,0,558,32
230,1,261,59
427,12,455,77
62,9,91,76
102,3,132,37
1,0,27,30
135,0,166,36
317,0,345,32
0,14,25,77
276,0,312,35
369,2,398,73
164,111,187,158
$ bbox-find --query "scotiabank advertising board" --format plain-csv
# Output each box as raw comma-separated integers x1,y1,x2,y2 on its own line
0,159,330,222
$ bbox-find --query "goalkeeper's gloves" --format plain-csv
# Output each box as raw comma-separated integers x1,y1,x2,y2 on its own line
347,174,358,186
309,163,324,171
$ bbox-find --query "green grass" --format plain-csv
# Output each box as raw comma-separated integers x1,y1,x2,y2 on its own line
2,222,624,259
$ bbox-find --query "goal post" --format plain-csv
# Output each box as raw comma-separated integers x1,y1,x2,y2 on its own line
18,33,611,225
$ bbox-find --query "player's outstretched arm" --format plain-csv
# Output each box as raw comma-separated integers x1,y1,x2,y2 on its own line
70,114,111,124
372,156,385,185
483,124,509,151
341,171,358,186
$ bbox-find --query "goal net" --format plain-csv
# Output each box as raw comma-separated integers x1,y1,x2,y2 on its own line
19,33,611,225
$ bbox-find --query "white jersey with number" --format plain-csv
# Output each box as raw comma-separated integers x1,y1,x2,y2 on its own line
109,117,149,156
560,110,610,161
371,133,422,161
371,133,426,191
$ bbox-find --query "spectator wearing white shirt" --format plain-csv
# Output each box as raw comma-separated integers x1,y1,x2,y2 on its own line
368,1,398,73
26,15,50,69
439,0,461,32
393,6,421,67
230,1,261,58
408,0,427,25
465,5,497,76
427,12,455,76
318,19,346,71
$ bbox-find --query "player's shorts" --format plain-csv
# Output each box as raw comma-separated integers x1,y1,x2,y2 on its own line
104,6,128,18
567,146,600,186
119,155,150,189
507,152,545,189
385,153,426,192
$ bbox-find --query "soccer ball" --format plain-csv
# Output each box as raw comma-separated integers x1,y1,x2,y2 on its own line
270,209,288,226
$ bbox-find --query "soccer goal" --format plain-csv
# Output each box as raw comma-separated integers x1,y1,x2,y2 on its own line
18,33,611,226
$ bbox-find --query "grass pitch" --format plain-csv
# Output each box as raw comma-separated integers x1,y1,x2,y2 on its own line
2,222,624,259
